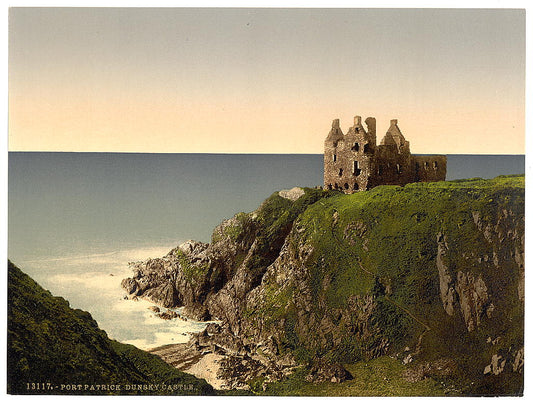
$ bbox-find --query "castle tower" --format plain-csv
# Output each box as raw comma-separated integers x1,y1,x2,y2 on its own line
325,118,344,145
324,116,377,193
324,119,345,191
343,116,376,192
365,117,377,148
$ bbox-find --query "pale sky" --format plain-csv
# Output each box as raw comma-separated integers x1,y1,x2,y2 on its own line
8,7,525,154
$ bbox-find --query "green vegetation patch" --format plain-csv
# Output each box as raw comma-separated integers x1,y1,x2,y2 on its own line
260,356,452,396
255,176,524,376
174,250,209,283
211,212,252,244
299,175,523,308
7,261,215,395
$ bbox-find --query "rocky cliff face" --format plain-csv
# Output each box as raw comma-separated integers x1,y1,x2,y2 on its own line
122,177,524,395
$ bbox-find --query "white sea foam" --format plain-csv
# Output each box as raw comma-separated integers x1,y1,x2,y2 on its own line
16,242,211,351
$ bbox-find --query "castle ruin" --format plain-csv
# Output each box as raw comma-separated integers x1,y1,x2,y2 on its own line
324,116,446,193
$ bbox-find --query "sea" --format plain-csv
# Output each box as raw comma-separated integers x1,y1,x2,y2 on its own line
7,153,525,350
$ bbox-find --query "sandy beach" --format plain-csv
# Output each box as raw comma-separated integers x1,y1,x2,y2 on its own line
149,343,228,390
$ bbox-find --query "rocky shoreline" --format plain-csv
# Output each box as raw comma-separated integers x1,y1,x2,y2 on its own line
146,321,354,391
120,188,358,390
147,323,300,391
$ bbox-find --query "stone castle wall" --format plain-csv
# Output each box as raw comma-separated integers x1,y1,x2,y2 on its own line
324,116,446,193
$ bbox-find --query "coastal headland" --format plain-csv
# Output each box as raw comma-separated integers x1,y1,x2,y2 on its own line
122,176,524,395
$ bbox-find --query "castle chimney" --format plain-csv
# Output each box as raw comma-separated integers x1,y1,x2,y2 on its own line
390,119,398,126
354,116,362,125
332,119,340,129
365,117,376,140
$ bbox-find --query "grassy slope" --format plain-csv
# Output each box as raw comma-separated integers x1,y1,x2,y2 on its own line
228,187,338,281
260,356,450,396
299,175,523,309
7,261,215,395
248,176,524,395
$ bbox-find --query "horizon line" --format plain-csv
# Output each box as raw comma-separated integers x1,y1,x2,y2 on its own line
7,151,526,156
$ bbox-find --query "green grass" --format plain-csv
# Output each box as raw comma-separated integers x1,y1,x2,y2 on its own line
174,250,209,283
229,187,338,292
261,356,452,396
243,176,523,392
299,174,523,317
7,261,215,395
211,212,251,244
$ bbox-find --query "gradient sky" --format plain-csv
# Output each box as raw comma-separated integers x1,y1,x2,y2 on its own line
8,7,525,154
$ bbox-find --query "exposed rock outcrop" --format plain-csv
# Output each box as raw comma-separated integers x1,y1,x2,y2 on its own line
436,233,455,316
279,187,305,201
305,359,354,383
484,354,507,376
455,271,489,332
123,177,524,394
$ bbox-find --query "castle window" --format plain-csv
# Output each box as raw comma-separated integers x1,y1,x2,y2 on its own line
344,183,349,190
327,184,333,190
415,162,420,171
396,164,402,174
333,154,337,162
363,144,370,153
353,161,361,176
338,168,343,177
353,183,359,190
334,183,339,190
355,127,359,133
378,165,383,175
424,161,429,170
351,143,360,152
433,161,438,170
